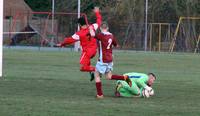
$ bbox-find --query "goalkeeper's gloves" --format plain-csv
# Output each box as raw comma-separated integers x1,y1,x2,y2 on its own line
144,86,152,92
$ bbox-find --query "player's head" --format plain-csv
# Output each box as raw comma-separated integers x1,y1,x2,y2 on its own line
147,73,156,86
78,17,87,26
100,22,109,32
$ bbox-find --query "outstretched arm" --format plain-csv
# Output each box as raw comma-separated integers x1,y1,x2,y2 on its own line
88,7,102,38
92,7,102,31
94,7,102,27
59,37,78,47
56,34,80,47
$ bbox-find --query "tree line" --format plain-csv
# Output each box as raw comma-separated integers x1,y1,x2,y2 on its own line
25,0,200,23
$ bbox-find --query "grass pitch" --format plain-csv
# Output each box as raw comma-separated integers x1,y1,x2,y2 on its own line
0,49,200,116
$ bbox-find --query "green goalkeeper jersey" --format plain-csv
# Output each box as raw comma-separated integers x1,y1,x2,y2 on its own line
116,72,149,97
124,72,149,88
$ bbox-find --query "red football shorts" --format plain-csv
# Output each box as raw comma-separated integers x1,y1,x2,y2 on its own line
80,48,96,66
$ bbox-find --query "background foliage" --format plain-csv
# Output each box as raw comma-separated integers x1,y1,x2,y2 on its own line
24,0,200,51
25,0,200,23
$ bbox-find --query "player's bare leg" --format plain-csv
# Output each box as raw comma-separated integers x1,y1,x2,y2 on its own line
105,71,112,80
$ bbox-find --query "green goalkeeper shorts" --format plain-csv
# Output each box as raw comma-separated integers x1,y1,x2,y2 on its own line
117,80,140,97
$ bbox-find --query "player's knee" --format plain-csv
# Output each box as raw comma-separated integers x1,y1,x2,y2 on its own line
105,72,112,80
95,76,101,82
105,75,112,80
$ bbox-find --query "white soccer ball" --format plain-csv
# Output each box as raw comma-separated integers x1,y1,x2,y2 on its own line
149,89,154,96
142,89,150,98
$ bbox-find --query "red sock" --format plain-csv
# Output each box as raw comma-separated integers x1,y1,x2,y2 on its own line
96,82,103,96
111,75,125,80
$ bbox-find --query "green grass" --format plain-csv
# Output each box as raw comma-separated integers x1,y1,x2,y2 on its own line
1,49,200,116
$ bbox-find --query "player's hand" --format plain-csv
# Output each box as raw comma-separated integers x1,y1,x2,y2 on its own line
144,86,152,92
93,7,100,13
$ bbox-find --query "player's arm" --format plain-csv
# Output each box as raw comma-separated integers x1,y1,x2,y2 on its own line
92,7,102,31
56,34,80,47
95,33,101,40
87,7,102,38
89,26,95,37
112,36,120,48
136,80,152,91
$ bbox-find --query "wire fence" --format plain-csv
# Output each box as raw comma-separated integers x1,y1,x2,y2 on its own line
3,11,200,53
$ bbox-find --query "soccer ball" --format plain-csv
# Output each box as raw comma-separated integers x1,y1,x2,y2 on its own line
142,89,154,98
149,89,154,96
142,89,150,98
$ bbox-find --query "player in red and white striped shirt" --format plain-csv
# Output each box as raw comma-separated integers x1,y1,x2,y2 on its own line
93,22,132,98
56,7,101,78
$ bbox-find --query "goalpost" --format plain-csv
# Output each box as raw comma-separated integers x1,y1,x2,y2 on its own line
0,0,3,78
169,17,200,52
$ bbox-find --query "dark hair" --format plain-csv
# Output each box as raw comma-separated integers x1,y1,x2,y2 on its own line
78,17,86,26
148,73,156,80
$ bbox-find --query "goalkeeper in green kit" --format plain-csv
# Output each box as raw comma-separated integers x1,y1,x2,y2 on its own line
115,72,156,98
